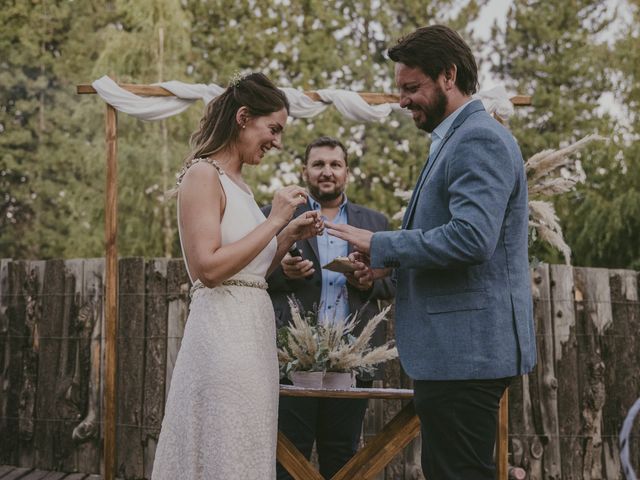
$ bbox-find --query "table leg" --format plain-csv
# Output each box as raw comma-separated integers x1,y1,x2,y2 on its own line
276,431,324,480
496,387,509,480
332,401,421,480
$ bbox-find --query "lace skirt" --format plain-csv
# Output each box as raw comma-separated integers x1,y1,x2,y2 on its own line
152,276,279,479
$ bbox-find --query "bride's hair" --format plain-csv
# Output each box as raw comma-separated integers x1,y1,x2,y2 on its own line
186,72,290,162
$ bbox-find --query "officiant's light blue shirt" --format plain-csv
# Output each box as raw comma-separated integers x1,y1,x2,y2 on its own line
309,194,349,324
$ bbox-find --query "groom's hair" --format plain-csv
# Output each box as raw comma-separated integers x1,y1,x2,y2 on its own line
388,25,478,96
303,136,348,165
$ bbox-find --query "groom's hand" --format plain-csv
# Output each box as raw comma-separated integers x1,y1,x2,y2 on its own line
325,222,373,254
345,252,373,291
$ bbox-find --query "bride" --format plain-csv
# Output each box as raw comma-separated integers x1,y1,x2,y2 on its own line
152,73,323,479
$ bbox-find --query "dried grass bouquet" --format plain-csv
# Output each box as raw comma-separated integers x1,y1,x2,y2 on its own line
276,297,398,380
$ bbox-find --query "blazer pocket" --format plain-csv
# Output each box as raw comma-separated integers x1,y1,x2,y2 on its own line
426,290,488,314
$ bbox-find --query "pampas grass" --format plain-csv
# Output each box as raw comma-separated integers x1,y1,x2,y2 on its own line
526,134,605,264
277,300,397,378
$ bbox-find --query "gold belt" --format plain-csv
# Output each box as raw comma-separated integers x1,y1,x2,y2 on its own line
190,278,268,296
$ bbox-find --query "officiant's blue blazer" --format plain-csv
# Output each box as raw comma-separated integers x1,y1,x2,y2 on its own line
370,100,536,381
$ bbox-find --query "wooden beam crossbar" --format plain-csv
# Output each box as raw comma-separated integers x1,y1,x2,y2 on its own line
77,83,532,106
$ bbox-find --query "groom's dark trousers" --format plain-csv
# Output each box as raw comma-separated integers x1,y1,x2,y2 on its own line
414,377,511,480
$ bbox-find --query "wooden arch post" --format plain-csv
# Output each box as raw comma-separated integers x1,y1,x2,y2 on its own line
77,80,531,480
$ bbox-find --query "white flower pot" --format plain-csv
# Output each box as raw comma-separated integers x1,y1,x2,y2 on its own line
290,371,324,388
323,371,355,390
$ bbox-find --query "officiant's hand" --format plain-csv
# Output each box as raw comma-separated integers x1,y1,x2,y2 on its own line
325,222,373,254
281,254,315,279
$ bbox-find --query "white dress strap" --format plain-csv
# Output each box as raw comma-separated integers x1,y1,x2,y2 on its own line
175,158,225,284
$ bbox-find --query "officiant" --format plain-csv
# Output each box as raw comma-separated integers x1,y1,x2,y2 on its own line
263,136,394,479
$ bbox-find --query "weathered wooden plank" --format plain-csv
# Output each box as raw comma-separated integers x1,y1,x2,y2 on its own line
380,302,408,480
142,259,168,479
74,259,104,475
0,259,17,465
60,473,89,480
0,466,33,480
18,261,46,469
574,267,611,480
0,464,16,476
530,264,561,479
39,472,68,480
115,258,145,478
18,469,49,480
33,260,66,470
164,259,189,400
513,268,545,480
549,264,581,480
602,269,639,479
54,260,86,472
4,261,30,465
508,373,526,472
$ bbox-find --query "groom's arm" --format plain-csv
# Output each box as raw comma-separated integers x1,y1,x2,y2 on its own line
371,130,517,270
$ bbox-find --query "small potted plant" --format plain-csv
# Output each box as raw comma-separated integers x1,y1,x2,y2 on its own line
322,305,397,389
277,297,398,390
277,300,327,388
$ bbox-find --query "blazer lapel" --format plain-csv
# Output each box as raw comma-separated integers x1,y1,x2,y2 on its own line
402,100,485,228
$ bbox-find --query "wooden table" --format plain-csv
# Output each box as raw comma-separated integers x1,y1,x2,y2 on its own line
278,385,509,480
277,386,419,480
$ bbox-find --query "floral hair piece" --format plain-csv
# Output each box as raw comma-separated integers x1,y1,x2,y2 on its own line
230,71,246,88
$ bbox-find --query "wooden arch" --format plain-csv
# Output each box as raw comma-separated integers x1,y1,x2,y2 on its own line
77,80,531,480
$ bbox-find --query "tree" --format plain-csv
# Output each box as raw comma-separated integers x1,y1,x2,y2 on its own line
561,0,640,269
490,0,624,266
0,1,113,258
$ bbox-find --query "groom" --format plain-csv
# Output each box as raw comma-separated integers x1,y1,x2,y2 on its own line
327,25,537,480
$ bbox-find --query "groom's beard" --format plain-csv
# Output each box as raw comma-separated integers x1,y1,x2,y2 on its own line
412,84,448,133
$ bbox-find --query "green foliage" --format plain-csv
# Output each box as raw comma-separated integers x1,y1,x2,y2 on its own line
490,0,640,268
0,0,111,258
2,0,486,259
4,0,637,269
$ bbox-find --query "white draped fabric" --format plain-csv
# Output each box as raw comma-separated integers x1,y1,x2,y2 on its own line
91,75,515,122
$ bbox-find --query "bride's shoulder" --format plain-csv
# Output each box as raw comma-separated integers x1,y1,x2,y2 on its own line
178,160,225,201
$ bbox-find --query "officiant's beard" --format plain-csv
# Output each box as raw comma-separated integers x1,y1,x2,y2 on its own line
308,184,344,203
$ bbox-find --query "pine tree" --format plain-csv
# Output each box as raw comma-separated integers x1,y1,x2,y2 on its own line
561,0,640,268
490,0,622,266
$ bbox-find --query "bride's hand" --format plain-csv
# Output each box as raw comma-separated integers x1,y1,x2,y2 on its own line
268,186,308,227
285,211,324,241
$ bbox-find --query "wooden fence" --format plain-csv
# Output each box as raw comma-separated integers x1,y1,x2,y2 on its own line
0,258,638,479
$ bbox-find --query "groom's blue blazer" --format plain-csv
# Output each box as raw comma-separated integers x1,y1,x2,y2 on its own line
370,100,536,381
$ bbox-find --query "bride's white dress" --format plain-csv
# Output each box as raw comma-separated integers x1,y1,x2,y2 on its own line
152,160,279,479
